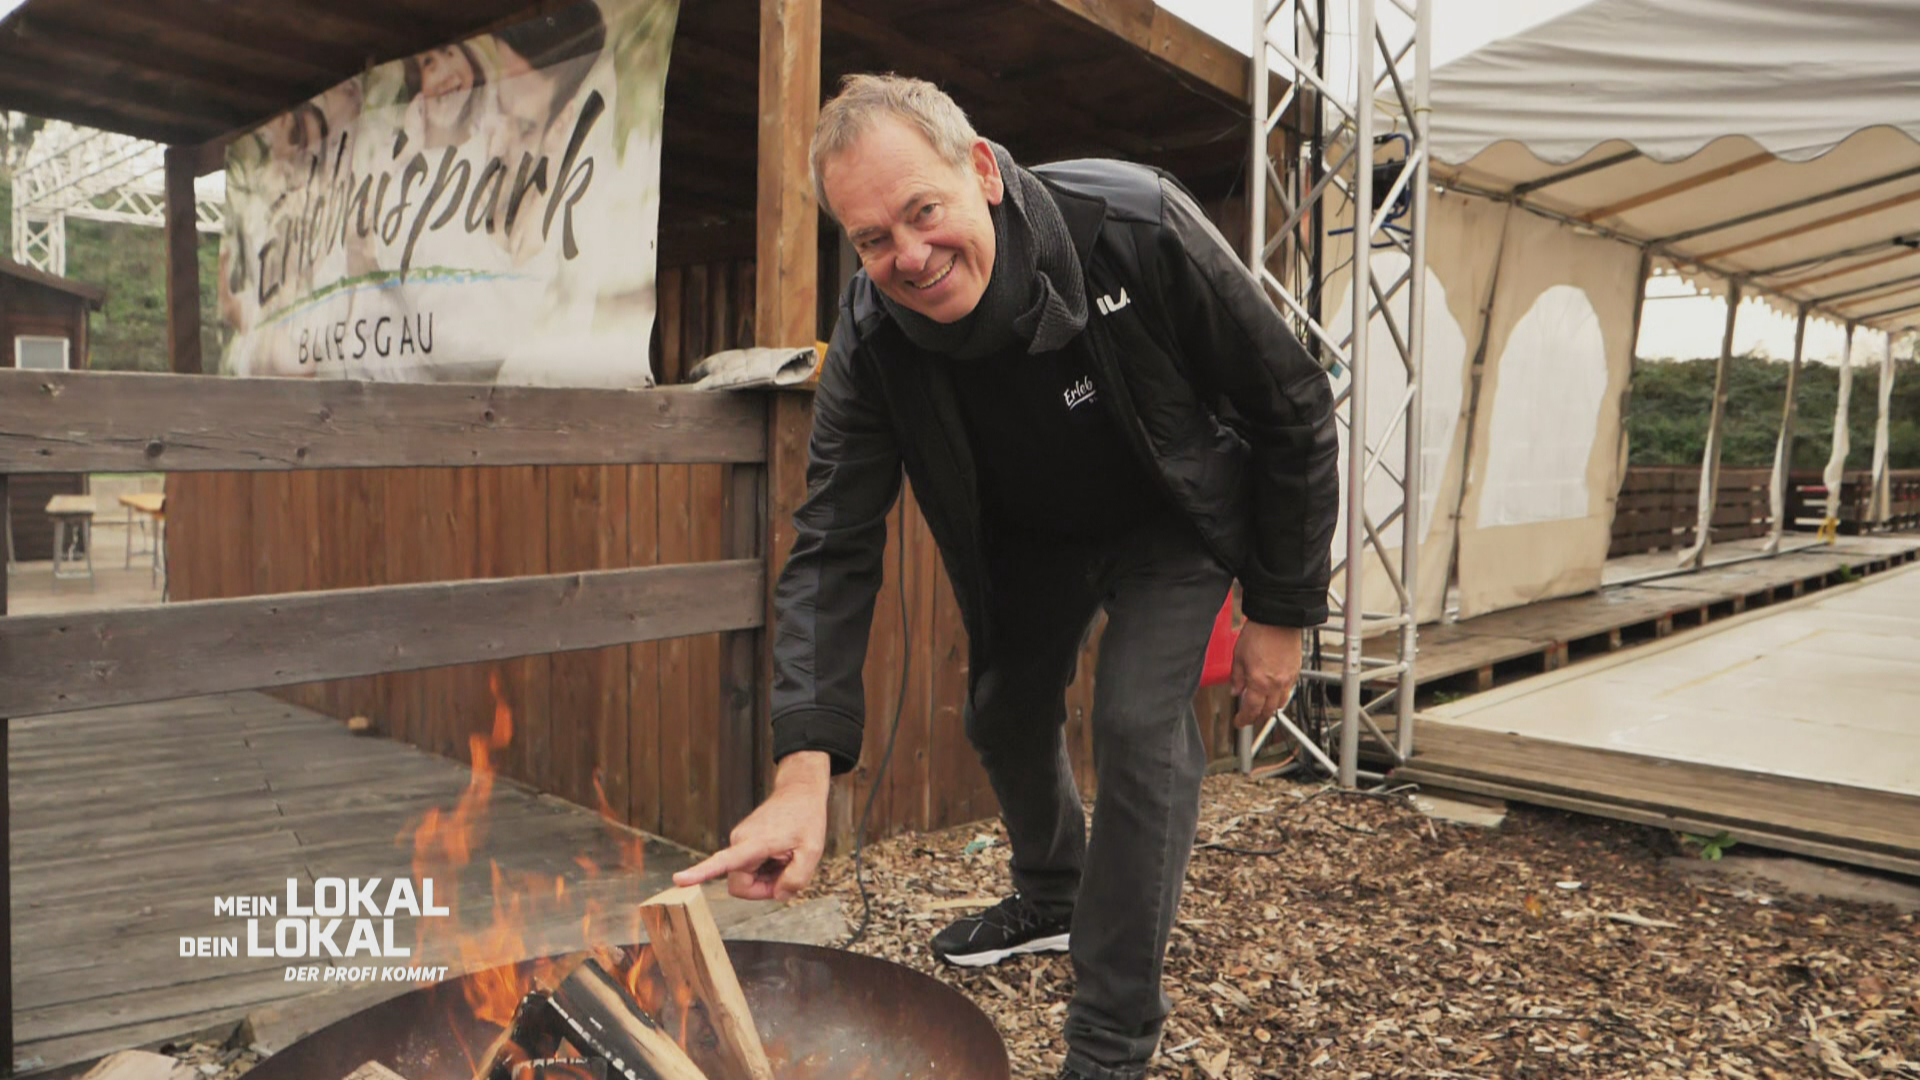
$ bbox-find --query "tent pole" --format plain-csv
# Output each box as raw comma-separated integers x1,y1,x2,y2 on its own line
1869,331,1896,527
1339,0,1378,790
1764,304,1810,554
1821,322,1858,539
1680,279,1742,569
1395,0,1431,765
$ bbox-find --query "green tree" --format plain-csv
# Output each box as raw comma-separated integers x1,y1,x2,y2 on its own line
1627,356,1920,471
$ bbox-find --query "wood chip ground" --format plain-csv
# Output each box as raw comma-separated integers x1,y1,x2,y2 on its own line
809,772,1920,1079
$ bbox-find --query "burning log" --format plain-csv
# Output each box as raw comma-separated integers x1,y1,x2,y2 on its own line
477,990,570,1080
549,958,711,1080
637,887,775,1080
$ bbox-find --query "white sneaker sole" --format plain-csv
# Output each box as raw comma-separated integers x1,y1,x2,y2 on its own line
937,932,1071,968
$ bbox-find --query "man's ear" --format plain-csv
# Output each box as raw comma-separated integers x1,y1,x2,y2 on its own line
971,139,1005,206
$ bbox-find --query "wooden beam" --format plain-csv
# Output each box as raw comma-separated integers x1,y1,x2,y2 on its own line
1697,187,1920,264
4,16,296,119
1007,0,1247,110
823,4,1160,157
1578,152,1775,224
1771,247,1920,291
638,886,775,1080
1,473,11,1076
0,72,218,143
720,461,767,830
0,560,765,719
756,0,820,802
0,371,769,473
164,147,204,376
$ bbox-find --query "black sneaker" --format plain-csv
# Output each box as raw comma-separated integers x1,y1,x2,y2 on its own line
930,893,1071,967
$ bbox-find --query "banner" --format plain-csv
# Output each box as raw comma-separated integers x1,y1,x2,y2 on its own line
217,0,678,387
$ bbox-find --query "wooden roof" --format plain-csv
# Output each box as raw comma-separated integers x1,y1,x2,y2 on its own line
0,0,1256,217
0,256,107,309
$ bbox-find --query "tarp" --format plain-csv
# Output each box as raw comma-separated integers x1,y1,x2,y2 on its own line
1430,0,1920,336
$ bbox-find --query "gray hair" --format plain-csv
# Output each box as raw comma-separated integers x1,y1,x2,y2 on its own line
810,74,979,223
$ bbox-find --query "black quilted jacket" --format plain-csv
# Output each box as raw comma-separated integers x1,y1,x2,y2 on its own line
770,158,1339,773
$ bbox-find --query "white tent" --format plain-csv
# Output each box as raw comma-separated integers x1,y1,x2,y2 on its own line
1390,0,1917,617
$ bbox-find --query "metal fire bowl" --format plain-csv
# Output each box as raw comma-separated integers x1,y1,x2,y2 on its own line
246,941,1010,1080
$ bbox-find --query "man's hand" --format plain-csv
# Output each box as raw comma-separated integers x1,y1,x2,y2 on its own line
1231,621,1303,728
672,751,831,901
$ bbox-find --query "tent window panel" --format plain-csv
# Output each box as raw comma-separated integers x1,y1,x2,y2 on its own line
1477,285,1610,528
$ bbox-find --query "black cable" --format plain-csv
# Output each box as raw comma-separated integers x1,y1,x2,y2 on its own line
843,524,912,950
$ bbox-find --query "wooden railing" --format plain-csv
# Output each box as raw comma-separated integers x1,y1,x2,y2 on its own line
1612,465,1920,556
0,367,772,1067
1787,469,1920,535
1609,466,1771,557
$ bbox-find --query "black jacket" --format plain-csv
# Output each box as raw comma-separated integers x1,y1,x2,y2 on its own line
770,159,1339,773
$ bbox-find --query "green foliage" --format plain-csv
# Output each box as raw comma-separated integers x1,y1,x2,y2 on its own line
1628,355,1920,469
66,218,228,371
1680,830,1738,861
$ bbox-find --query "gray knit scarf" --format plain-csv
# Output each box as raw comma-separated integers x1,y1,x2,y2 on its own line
880,142,1089,360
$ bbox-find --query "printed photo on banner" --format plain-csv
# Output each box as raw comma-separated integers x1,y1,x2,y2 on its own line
217,0,679,387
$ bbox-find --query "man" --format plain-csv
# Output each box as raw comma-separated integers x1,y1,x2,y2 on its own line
675,75,1337,1080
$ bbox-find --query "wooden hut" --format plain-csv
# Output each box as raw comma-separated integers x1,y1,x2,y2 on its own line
0,257,104,561
0,0,1266,854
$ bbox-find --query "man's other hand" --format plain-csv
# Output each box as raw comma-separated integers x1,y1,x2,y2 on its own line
672,751,832,901
1231,621,1303,728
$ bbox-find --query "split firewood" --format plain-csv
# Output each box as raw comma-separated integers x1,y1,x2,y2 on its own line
549,958,711,1080
80,1051,199,1080
474,990,568,1080
343,1065,414,1080
638,886,775,1080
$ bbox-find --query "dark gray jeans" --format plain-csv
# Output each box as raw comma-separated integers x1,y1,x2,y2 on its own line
965,514,1232,1080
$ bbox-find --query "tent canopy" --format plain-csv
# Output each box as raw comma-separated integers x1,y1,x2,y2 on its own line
1429,0,1920,334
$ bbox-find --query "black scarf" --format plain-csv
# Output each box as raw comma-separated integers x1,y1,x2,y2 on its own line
880,142,1089,360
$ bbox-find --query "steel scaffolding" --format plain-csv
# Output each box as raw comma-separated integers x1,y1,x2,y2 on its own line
1243,0,1428,787
9,121,223,277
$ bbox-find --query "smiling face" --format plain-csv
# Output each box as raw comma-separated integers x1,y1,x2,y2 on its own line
416,46,479,143
821,116,1004,323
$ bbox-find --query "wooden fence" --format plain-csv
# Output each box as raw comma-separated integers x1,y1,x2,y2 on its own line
1612,465,1920,556
0,366,772,1069
1609,466,1771,557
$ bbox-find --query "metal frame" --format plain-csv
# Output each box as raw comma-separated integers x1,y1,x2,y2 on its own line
1244,0,1429,787
9,121,223,276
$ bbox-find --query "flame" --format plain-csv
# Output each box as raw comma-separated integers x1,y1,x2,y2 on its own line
398,671,723,1073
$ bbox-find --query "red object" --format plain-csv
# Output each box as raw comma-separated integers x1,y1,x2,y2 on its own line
1199,596,1237,689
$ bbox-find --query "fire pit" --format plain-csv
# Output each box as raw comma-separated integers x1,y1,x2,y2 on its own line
246,941,1010,1080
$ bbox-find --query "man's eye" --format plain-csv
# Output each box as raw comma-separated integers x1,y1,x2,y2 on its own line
916,204,937,221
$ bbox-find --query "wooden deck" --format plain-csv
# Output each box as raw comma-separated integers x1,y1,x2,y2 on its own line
1365,534,1920,697
1396,724,1920,878
8,692,841,1076
1398,555,1920,878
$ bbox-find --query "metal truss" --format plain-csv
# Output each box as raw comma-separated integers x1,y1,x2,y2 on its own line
1243,0,1429,787
10,121,224,276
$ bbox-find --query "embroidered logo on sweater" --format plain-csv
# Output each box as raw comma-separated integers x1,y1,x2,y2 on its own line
1063,376,1098,411
1095,288,1131,316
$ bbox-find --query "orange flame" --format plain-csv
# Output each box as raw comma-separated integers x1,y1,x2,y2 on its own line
400,670,700,1071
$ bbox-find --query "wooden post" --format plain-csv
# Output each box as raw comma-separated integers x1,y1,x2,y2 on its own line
1680,279,1742,569
1868,331,1897,527
1764,305,1810,554
755,0,821,806
163,147,203,376
1,474,10,1077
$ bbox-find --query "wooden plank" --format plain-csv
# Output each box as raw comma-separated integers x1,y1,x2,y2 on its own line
720,462,767,831
1408,724,1920,857
0,372,769,473
0,561,764,719
889,494,934,833
1392,767,1920,880
688,463,728,850
656,464,698,846
636,886,775,1080
548,464,631,814
630,465,665,835
476,466,551,791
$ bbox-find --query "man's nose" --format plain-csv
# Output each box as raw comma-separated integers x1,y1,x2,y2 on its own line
894,234,932,274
